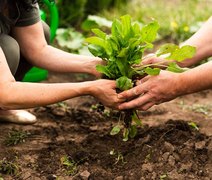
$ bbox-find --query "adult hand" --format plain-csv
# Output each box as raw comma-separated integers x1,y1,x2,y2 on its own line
90,79,124,109
88,57,105,78
118,70,182,111
140,53,172,69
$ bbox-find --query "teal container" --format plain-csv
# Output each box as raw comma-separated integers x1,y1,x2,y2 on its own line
23,0,59,82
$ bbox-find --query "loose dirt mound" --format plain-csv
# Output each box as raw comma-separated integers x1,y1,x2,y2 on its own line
0,104,211,180
0,73,211,179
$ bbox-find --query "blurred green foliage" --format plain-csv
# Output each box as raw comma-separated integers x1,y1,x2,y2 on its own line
53,0,212,53
56,0,127,27
100,0,212,43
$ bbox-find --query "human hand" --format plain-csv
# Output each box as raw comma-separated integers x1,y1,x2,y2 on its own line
140,53,171,69
88,57,105,78
118,70,182,111
89,79,124,109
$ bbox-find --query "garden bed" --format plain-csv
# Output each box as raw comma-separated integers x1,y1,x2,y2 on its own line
0,72,211,180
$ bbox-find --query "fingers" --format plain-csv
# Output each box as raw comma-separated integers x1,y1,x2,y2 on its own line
118,93,152,110
118,84,146,100
136,75,151,85
137,102,155,111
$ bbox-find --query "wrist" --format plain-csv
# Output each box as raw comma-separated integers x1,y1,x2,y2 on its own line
80,81,97,96
85,57,102,76
176,70,195,96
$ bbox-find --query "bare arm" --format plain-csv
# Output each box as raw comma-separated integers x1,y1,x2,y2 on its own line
179,16,212,67
0,48,120,110
143,16,212,68
12,21,101,77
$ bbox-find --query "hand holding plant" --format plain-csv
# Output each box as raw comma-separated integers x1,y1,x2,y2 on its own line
89,79,123,109
86,14,196,141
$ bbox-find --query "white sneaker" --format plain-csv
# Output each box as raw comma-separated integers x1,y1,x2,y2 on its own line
0,109,37,124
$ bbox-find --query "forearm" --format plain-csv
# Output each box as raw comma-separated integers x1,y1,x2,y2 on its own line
0,81,94,110
179,16,212,67
178,61,212,95
29,45,101,75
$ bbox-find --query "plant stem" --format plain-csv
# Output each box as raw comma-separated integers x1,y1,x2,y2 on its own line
123,109,133,128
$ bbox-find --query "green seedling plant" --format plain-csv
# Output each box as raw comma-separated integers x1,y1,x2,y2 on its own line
160,174,168,180
0,158,20,176
86,14,196,141
109,149,126,165
4,129,30,146
188,122,199,131
60,156,78,176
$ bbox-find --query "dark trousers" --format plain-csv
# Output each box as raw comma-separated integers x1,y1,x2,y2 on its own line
0,21,50,81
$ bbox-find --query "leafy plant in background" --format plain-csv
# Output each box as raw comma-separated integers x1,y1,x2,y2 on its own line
86,14,196,141
56,0,127,27
170,20,204,43
56,28,85,53
81,15,112,32
56,16,112,55
56,0,87,27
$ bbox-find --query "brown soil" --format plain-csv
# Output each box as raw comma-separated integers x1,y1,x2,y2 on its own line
0,72,211,180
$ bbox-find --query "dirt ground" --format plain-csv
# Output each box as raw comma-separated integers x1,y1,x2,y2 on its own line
0,72,211,180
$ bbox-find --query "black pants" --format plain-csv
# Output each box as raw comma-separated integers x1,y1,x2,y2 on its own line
0,21,50,81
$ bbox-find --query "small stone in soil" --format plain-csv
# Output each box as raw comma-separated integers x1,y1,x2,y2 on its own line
114,176,124,180
168,155,175,166
195,141,206,150
80,170,90,180
179,163,192,172
141,163,153,173
164,141,175,152
162,152,170,162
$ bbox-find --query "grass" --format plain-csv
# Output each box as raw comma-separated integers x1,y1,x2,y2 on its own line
4,129,30,146
60,156,78,176
0,158,20,176
100,0,212,42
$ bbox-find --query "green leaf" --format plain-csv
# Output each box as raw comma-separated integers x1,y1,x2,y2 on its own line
120,14,132,38
166,62,189,73
156,43,178,57
132,22,141,35
117,47,129,58
91,28,107,39
188,122,199,131
81,20,98,31
85,37,106,49
132,111,142,126
116,76,133,91
115,58,128,76
110,125,121,135
141,21,160,43
144,67,160,75
96,65,113,78
123,128,129,141
156,44,196,62
167,45,196,62
129,125,138,138
111,19,122,39
88,44,106,57
107,38,119,52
